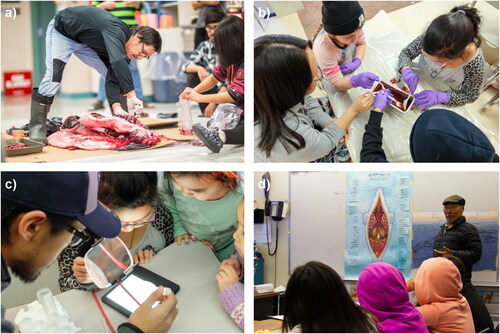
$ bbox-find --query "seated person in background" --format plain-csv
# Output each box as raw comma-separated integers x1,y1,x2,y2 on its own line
254,34,372,163
182,8,227,116
357,262,428,333
58,172,174,292
216,199,244,330
442,254,494,333
398,5,487,108
282,261,377,333
360,89,498,162
415,257,475,333
161,172,243,262
312,1,379,92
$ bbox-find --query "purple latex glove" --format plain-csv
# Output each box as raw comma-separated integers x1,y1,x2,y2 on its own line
401,67,419,94
373,89,394,110
340,57,362,75
414,90,450,108
350,72,380,89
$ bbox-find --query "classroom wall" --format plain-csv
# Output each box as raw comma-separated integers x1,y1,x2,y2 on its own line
1,2,34,92
255,172,499,287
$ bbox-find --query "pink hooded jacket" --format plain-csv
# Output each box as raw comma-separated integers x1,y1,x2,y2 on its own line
415,257,475,333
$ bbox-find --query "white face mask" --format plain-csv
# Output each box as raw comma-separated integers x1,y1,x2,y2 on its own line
84,237,133,288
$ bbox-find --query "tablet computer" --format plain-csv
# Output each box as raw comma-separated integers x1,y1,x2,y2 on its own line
101,265,180,317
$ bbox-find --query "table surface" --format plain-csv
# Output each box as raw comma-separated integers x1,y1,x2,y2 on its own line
254,319,283,333
325,8,498,162
5,242,242,333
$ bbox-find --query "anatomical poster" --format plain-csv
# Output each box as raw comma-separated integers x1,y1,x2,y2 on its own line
345,172,412,279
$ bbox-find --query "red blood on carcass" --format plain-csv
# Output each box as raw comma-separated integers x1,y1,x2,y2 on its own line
390,78,397,84
5,143,28,149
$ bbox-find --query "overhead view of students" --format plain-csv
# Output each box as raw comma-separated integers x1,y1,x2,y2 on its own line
1,172,178,333
254,1,498,163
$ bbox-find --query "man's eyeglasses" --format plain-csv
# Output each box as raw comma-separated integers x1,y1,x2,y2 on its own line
205,24,218,32
64,225,90,248
140,43,150,59
314,66,324,82
121,207,156,227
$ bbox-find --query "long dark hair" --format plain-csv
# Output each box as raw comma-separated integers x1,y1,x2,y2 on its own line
283,261,377,333
255,34,313,157
422,5,482,59
214,16,244,68
98,172,158,209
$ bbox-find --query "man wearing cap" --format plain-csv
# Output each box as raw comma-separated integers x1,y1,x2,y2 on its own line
433,195,482,284
1,172,177,333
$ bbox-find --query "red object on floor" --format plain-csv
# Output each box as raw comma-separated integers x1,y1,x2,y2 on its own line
3,71,32,96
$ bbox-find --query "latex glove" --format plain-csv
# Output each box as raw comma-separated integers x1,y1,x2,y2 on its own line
350,72,380,89
414,90,450,108
216,265,239,292
401,67,419,94
339,57,362,75
373,89,394,110
127,95,143,115
128,286,178,333
113,106,128,116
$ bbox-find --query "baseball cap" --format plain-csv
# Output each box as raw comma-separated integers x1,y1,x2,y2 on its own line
1,172,121,238
442,195,466,206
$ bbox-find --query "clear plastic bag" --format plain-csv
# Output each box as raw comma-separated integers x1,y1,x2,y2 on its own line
178,98,193,135
206,103,243,130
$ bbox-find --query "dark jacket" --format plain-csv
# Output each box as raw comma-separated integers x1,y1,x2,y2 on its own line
360,110,387,162
461,283,494,332
54,6,134,105
433,216,482,284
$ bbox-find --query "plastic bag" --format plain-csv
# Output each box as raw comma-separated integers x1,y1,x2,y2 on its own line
178,98,193,135
206,103,243,130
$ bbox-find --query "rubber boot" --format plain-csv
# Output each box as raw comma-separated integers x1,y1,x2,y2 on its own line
29,88,54,144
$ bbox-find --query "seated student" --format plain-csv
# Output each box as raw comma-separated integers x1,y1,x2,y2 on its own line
58,172,174,292
442,254,494,333
216,199,244,330
254,34,372,162
182,8,227,116
312,1,379,92
180,16,245,153
161,172,243,262
360,90,499,162
357,262,428,333
415,257,475,333
282,261,377,333
398,5,488,108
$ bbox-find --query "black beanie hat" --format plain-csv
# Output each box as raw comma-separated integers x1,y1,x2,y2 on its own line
322,1,365,35
410,109,498,162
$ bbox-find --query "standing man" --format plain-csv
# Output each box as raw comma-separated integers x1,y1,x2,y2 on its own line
30,5,162,143
182,8,227,116
191,1,225,49
88,1,154,111
433,195,482,284
1,172,178,333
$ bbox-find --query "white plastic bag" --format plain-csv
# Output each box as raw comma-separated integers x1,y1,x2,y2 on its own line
206,103,243,130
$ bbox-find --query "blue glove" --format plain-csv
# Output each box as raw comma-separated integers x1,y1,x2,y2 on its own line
340,57,362,75
350,72,380,89
414,90,450,108
373,89,394,110
401,67,419,94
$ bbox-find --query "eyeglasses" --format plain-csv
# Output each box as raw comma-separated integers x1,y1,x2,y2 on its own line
421,49,453,78
205,24,218,32
121,207,156,227
314,66,324,82
64,225,90,248
140,43,150,59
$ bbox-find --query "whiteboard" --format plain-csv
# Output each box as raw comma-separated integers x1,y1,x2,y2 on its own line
289,171,499,283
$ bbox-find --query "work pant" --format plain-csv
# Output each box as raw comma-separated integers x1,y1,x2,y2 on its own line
38,19,108,98
186,72,218,114
97,58,142,101
223,116,244,145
